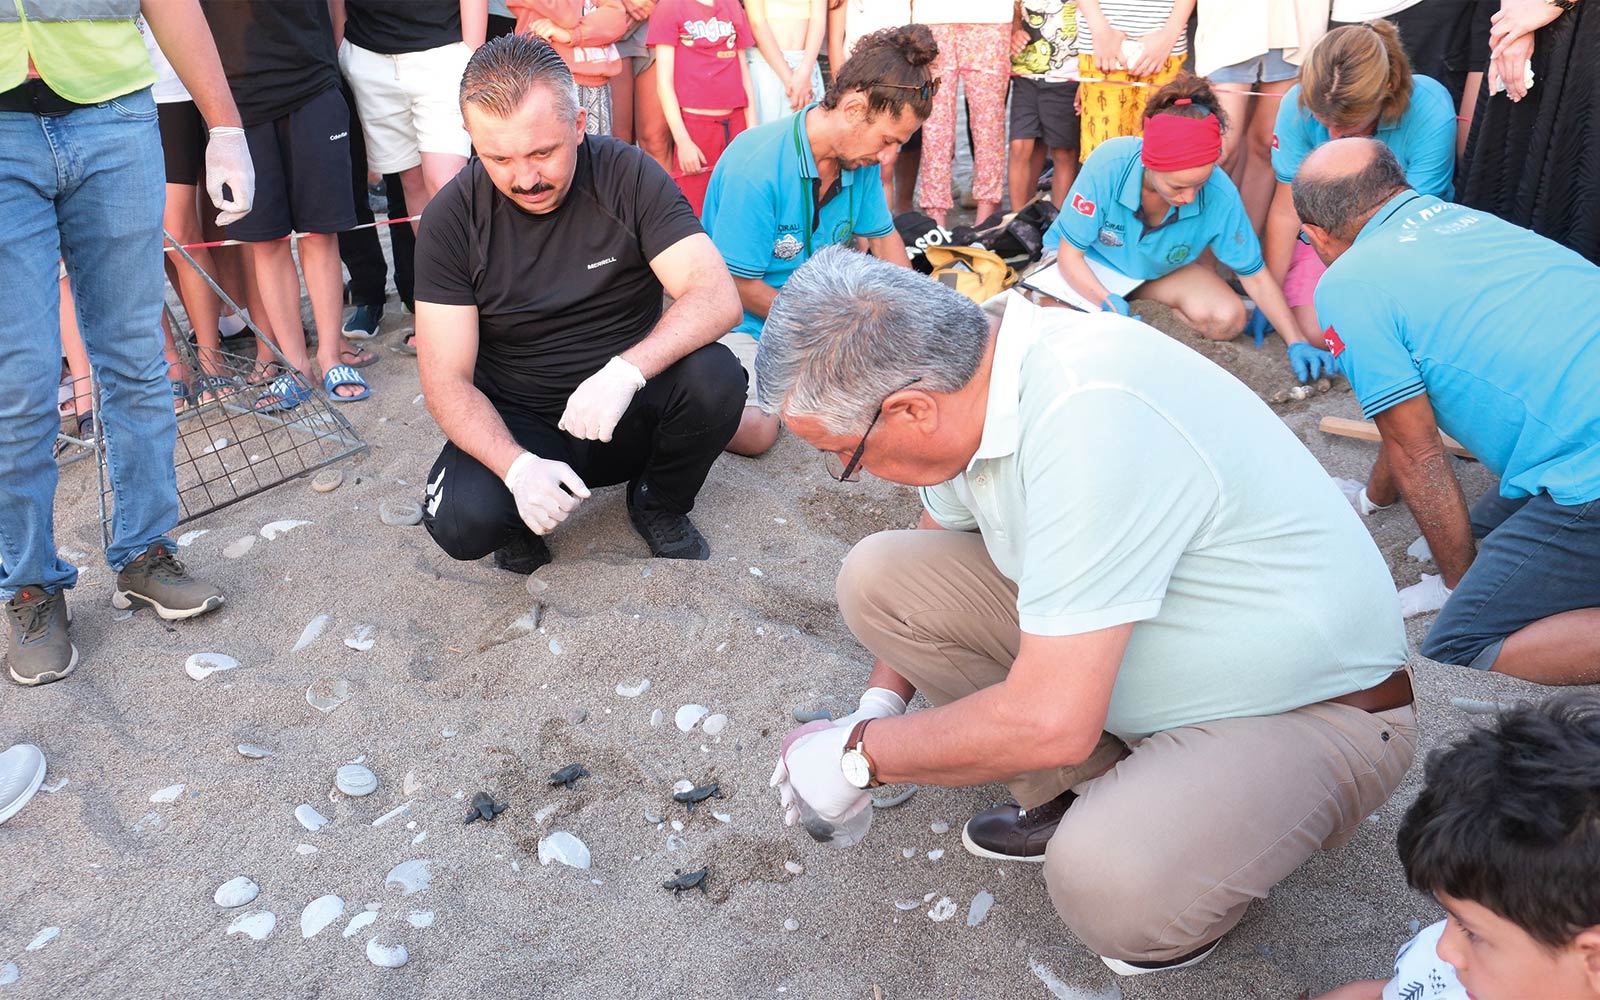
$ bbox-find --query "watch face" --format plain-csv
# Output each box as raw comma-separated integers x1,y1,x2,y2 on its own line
840,749,872,789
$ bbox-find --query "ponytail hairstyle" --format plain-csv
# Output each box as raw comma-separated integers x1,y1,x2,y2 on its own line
821,24,939,121
1145,72,1231,135
1298,20,1414,130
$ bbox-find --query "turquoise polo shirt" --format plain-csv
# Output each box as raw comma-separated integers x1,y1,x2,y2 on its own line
1315,191,1600,505
1044,136,1263,282
1271,76,1457,197
702,105,895,337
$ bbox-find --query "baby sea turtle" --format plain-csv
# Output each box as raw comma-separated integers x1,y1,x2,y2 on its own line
672,782,723,812
463,791,508,825
662,867,709,896
548,763,589,789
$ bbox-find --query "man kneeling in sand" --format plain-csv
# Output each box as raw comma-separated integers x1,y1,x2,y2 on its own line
763,247,1419,978
414,35,745,573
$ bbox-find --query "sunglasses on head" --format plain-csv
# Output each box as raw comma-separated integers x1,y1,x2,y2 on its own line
1297,229,1312,245
879,76,941,102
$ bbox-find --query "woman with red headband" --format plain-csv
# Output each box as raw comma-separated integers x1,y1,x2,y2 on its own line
1045,74,1335,382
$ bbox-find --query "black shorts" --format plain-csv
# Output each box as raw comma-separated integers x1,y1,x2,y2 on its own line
1009,77,1079,151
227,85,357,242
157,100,206,186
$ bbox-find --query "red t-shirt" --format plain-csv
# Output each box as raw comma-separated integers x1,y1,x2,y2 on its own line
646,0,751,110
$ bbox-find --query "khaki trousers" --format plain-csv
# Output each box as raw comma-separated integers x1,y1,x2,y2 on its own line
837,530,1418,963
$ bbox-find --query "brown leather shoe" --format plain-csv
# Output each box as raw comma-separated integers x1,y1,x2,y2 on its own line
960,790,1076,862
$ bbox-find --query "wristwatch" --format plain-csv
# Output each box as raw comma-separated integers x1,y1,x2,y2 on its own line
1546,0,1579,11
840,719,881,789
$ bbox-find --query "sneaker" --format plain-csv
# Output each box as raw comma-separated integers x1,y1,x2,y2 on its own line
493,529,552,575
960,789,1077,862
0,743,47,824
6,587,77,686
112,544,225,621
1100,940,1221,977
218,308,250,339
627,482,710,560
342,303,383,340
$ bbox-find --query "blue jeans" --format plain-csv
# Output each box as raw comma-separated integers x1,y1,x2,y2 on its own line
1422,487,1600,669
0,87,177,598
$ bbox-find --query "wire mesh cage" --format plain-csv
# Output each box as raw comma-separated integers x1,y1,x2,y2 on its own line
81,235,368,550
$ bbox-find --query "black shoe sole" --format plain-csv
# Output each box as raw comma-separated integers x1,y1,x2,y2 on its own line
493,535,552,575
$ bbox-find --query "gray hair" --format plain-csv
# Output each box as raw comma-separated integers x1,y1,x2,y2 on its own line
1291,138,1409,241
459,33,579,124
756,246,990,434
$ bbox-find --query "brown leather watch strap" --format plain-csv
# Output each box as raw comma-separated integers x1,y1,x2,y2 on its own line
847,719,882,787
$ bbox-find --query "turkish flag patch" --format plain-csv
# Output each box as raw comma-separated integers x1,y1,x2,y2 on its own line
1324,326,1345,357
1271,134,1280,150
1071,193,1096,217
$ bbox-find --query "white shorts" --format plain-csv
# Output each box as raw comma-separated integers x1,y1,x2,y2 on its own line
718,331,760,406
338,39,472,173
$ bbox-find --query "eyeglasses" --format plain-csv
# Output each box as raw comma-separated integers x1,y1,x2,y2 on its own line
1297,228,1312,246
878,77,941,102
823,377,923,483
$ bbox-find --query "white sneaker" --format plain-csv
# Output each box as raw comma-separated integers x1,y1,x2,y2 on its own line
1100,940,1220,977
0,744,47,825
219,309,249,338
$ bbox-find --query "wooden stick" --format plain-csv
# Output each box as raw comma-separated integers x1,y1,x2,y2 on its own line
1318,416,1475,460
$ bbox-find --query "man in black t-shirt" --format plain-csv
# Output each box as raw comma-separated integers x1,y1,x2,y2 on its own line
414,35,745,573
201,0,375,407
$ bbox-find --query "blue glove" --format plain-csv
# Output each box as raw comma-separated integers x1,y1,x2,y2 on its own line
1243,307,1272,347
1101,294,1142,321
1287,341,1338,382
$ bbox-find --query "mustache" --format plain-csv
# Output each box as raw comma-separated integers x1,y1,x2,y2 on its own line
510,182,555,196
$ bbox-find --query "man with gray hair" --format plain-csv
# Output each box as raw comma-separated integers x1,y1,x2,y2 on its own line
1294,137,1600,685
762,246,1417,977
413,34,746,573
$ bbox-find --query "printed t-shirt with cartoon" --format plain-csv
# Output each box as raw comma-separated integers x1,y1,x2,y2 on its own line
1014,0,1079,81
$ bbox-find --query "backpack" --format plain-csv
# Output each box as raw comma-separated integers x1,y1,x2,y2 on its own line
924,245,1018,304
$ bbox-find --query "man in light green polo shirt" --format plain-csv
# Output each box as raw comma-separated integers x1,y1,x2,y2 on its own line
758,246,1417,979
1,0,253,687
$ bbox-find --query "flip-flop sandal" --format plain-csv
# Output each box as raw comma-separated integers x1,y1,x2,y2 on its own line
194,373,240,405
253,373,312,413
322,364,370,403
338,344,378,368
171,378,190,414
245,360,283,387
392,330,418,356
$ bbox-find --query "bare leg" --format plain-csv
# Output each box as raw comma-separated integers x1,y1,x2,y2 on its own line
1236,79,1294,233
893,144,920,216
1007,137,1037,214
725,408,780,456
1048,148,1077,208
418,151,467,209
163,182,226,376
1493,609,1600,685
1136,261,1247,340
58,276,93,421
634,63,673,170
1457,71,1483,158
398,165,428,234
1214,87,1252,180
247,239,313,376
613,62,635,143
299,233,369,398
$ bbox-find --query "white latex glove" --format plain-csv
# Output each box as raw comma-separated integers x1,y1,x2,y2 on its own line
1399,573,1453,618
1333,477,1392,517
833,687,908,730
204,127,256,227
558,356,646,442
1407,535,1434,563
502,451,590,535
769,722,868,826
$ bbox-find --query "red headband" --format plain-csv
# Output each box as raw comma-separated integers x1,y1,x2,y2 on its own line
1141,100,1222,172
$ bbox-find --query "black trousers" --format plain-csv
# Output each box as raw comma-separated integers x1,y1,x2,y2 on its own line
337,80,416,309
1334,0,1480,108
422,343,746,561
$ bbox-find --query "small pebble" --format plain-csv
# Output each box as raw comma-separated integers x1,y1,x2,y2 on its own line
335,764,378,797
616,679,651,698
675,704,709,732
237,744,274,759
311,468,343,493
927,849,945,861
901,848,915,860
966,890,995,928
548,639,564,655
25,928,60,952
792,707,832,724
643,811,664,825
927,897,957,922
567,708,588,725
749,567,764,577
784,861,803,875
930,821,949,834
782,918,799,932
226,911,276,941
701,713,728,737
149,783,185,804
379,500,423,527
214,876,260,908
650,709,665,727
222,536,255,559
894,899,921,911
670,820,684,833
871,786,918,809
366,939,408,969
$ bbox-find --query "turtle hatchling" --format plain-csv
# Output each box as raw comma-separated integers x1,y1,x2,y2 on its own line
662,867,709,896
548,763,589,789
463,791,508,825
672,782,723,812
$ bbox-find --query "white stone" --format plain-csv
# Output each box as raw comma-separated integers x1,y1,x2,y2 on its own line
259,519,312,541
236,744,273,759
650,709,665,727
185,652,239,681
672,779,694,794
675,704,709,732
966,890,995,927
411,832,427,846
342,911,378,938
537,831,591,869
292,614,329,653
305,677,352,713
294,844,317,856
148,783,185,804
927,849,945,861
894,899,921,911
300,895,343,938
225,911,276,941
782,918,799,931
615,679,651,698
533,803,558,824
711,811,732,824
901,848,915,859
334,764,378,797
784,861,804,875
222,536,255,559
927,897,957,922
24,928,58,952
294,803,329,832
548,639,564,655
701,714,728,737
749,567,764,577
176,529,209,547
385,859,434,895
407,910,434,929
0,963,17,986
213,876,260,908
344,625,376,652
670,819,684,832
930,820,950,834
372,802,412,827
367,939,409,968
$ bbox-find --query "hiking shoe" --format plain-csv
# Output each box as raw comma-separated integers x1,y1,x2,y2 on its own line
627,482,710,560
493,529,552,575
0,743,48,824
6,587,77,686
342,303,383,340
1101,940,1221,977
960,789,1077,862
112,544,224,621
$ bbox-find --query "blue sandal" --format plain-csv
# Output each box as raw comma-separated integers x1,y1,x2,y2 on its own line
170,378,190,413
322,364,370,403
253,373,312,413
